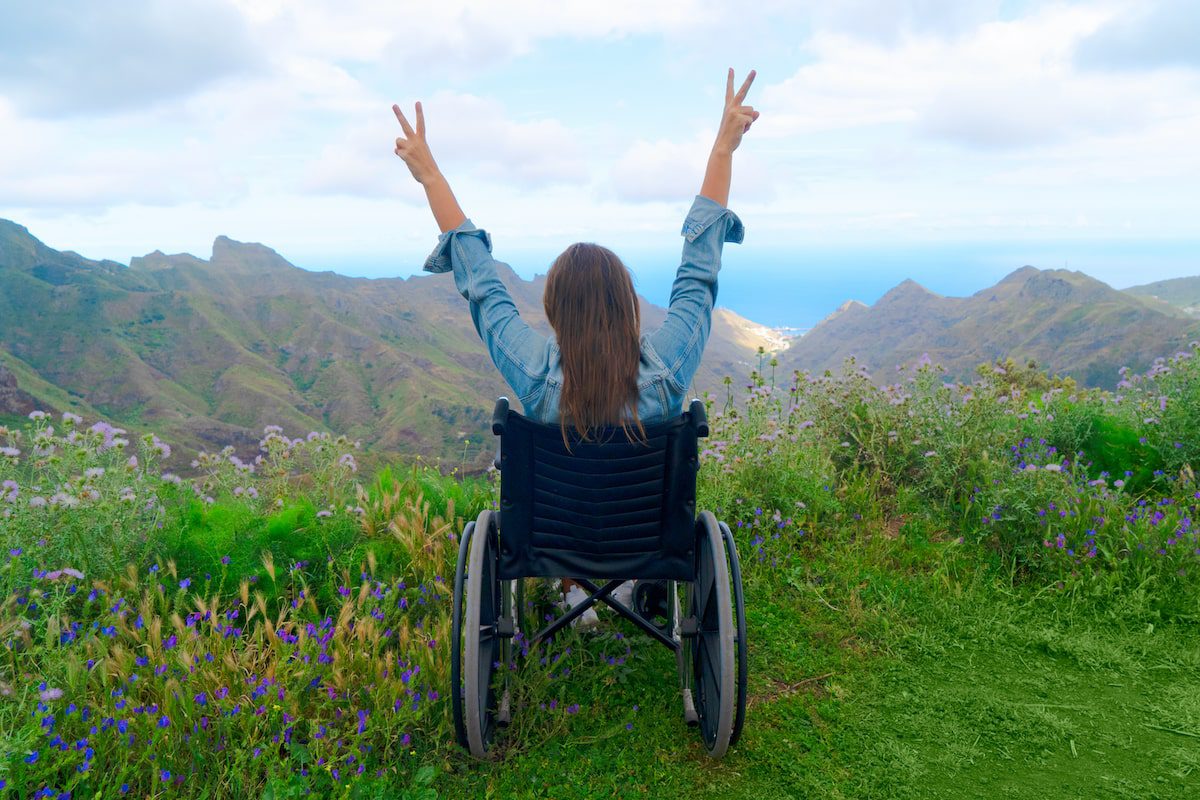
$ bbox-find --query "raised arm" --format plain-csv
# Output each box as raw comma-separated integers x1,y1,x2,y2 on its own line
650,69,757,395
391,100,551,410
699,69,759,207
393,102,467,233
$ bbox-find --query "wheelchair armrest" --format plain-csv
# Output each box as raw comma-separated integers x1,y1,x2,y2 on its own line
492,397,510,435
687,398,709,438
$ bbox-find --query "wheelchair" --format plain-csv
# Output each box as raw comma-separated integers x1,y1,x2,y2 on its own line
451,398,747,758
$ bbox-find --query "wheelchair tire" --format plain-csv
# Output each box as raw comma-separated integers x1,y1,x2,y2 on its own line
450,519,476,750
464,510,502,758
719,520,748,749
686,510,736,757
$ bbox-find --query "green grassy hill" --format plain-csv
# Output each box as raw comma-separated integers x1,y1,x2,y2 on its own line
1125,275,1200,317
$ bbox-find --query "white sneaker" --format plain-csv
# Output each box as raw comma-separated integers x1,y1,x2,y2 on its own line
610,580,634,608
562,585,600,629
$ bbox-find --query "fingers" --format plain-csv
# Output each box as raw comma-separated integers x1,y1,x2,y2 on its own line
415,101,425,138
392,103,415,137
725,67,734,105
734,69,756,104
733,107,759,134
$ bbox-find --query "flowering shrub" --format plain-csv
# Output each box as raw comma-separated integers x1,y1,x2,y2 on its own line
2,552,449,796
0,414,168,593
703,349,1199,611
1114,343,1200,479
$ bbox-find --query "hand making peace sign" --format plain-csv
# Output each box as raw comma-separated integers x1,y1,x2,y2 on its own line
715,69,760,154
392,101,441,186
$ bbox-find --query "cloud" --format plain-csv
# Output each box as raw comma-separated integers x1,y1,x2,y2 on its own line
222,0,717,78
811,0,1005,45
759,4,1188,150
430,93,588,185
304,91,588,197
0,0,261,117
0,98,251,211
610,138,709,202
1075,0,1200,71
610,135,776,204
301,116,418,200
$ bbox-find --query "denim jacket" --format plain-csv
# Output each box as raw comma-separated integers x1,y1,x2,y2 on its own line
423,195,744,426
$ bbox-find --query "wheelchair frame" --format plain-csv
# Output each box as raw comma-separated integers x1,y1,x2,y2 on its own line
450,398,747,758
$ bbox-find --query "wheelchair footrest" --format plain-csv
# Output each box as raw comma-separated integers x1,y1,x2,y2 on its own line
681,688,699,726
496,616,515,638
497,689,512,727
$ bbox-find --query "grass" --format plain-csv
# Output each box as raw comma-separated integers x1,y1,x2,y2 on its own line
433,525,1199,798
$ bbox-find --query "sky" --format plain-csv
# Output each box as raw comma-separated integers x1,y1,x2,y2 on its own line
1,0,1198,328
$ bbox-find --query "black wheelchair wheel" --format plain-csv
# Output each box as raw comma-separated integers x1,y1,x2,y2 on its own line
464,510,502,758
686,511,735,757
450,519,474,750
719,520,748,749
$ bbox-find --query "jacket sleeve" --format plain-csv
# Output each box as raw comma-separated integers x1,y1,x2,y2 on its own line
648,195,745,391
424,220,549,406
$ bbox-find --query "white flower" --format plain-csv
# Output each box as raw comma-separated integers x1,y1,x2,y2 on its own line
50,492,80,508
1043,463,1063,473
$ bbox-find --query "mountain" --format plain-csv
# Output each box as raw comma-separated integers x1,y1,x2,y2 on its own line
0,220,772,467
1125,276,1200,318
778,267,1200,388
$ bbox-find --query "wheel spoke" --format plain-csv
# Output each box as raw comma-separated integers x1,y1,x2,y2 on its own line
700,634,721,698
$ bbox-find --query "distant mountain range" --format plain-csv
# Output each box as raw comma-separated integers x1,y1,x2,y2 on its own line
0,220,773,467
1125,276,1200,318
2,219,1197,464
778,266,1199,387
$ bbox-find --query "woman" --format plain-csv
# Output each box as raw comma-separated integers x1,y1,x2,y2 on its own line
393,69,759,624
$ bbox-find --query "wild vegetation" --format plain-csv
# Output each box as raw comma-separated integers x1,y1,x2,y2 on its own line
2,344,1199,798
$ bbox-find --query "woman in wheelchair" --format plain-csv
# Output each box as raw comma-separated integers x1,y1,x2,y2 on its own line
392,69,757,758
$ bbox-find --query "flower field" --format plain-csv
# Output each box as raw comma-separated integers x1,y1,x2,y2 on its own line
2,345,1199,798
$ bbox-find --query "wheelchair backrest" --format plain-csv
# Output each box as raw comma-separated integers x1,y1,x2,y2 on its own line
491,397,708,582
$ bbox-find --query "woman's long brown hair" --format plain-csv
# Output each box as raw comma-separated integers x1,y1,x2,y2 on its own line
543,243,645,445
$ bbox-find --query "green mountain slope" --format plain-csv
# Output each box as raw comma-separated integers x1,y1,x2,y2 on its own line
779,266,1199,388
0,219,770,465
1125,275,1200,317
